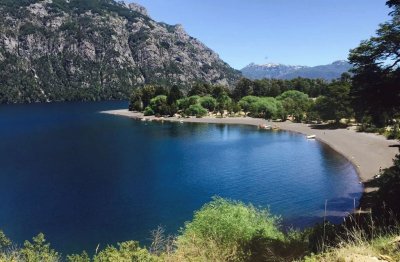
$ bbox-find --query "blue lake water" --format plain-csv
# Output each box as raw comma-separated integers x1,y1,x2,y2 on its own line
0,101,363,254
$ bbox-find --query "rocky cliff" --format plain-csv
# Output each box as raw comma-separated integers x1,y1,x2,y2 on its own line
0,0,240,103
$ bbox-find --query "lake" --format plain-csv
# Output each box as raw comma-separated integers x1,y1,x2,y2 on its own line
0,101,362,254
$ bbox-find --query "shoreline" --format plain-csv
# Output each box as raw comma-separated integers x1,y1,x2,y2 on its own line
101,109,400,190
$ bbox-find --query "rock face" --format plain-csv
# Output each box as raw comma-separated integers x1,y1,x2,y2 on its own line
241,61,352,80
0,0,240,103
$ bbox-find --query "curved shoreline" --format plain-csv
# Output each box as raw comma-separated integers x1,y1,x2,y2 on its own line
101,109,400,191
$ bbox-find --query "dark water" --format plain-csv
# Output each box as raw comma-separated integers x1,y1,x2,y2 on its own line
0,101,362,254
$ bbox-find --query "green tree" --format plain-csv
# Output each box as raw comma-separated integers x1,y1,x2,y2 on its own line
177,96,201,111
128,88,143,111
149,95,169,116
238,96,260,113
20,233,60,262
167,85,183,116
141,85,157,109
67,251,90,262
188,83,212,96
185,104,208,117
93,241,157,262
200,96,217,112
216,94,232,117
167,85,183,105
313,79,353,123
0,230,11,250
232,78,253,101
277,90,311,122
349,0,400,126
211,85,230,99
249,97,280,119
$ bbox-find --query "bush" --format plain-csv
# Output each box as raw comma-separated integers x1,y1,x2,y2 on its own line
149,95,169,116
93,241,157,262
20,233,60,262
175,197,284,260
143,106,154,116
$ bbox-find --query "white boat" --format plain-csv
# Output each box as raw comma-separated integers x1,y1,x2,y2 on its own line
307,135,316,139
259,124,272,130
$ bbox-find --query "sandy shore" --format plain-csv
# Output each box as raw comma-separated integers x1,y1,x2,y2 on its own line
102,109,399,187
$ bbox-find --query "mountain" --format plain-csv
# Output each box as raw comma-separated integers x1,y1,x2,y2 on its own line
241,61,352,80
241,63,308,80
0,0,240,103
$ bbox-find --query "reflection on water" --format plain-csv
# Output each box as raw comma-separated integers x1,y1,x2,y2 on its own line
0,101,362,254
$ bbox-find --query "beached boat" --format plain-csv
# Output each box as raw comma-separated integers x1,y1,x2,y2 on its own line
259,124,272,130
307,135,316,139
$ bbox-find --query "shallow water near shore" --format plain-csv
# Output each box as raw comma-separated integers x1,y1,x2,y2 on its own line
0,101,362,254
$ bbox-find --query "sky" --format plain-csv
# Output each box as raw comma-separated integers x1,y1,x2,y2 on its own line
129,0,391,69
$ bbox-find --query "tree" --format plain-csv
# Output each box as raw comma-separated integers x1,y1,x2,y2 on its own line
348,0,400,126
277,90,311,122
188,83,212,96
167,85,183,105
216,94,232,117
149,95,169,116
185,104,208,117
128,89,143,111
200,96,217,112
141,85,157,109
211,85,230,99
313,78,353,123
238,96,260,113
167,85,183,116
20,233,60,262
177,96,201,111
249,97,280,120
0,231,11,250
232,78,253,101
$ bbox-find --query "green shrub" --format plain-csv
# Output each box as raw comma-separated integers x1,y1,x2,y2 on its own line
93,241,157,262
176,197,283,260
20,233,60,262
143,106,154,116
149,95,169,116
67,251,90,262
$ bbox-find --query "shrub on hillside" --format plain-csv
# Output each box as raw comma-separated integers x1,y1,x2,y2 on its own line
174,197,285,261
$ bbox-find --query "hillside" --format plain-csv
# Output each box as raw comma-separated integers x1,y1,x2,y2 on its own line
0,0,240,103
241,60,352,80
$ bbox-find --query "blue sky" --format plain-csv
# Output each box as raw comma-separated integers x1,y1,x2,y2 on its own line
129,0,390,69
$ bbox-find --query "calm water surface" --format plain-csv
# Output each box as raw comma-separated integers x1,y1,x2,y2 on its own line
0,101,362,254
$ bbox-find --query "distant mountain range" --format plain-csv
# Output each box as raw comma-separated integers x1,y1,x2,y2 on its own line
241,61,352,80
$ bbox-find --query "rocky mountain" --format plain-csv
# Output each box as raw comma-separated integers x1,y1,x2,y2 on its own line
241,60,352,80
0,0,240,103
